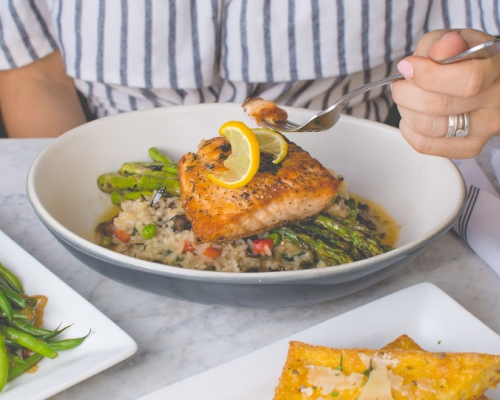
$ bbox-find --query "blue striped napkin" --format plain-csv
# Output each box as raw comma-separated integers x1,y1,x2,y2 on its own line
453,152,500,276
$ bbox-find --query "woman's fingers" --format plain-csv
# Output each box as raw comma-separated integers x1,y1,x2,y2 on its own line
397,106,499,139
392,29,500,158
398,118,489,159
391,79,488,116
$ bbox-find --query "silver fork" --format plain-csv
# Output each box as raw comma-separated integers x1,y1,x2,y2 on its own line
261,38,500,132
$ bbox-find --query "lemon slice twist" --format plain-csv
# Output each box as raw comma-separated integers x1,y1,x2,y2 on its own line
208,121,260,189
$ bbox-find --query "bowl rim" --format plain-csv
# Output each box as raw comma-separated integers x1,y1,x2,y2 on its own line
26,104,467,284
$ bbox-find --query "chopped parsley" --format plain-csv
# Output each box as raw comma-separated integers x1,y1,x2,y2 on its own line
335,355,343,371
363,358,374,376
331,391,339,397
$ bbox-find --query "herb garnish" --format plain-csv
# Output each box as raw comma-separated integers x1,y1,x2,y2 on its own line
363,358,374,376
335,355,343,371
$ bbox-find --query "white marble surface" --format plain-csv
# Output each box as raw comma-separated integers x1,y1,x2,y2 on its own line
0,137,500,400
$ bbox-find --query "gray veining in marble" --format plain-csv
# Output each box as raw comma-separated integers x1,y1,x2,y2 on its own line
0,137,499,400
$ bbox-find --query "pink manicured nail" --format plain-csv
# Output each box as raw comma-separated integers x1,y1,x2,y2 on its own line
397,60,414,79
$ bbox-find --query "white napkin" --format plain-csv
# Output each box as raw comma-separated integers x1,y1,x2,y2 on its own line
452,152,500,276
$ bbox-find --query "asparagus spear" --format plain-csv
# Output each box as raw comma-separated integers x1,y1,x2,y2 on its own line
314,214,384,256
110,190,155,205
148,147,175,164
97,173,180,196
296,224,364,261
119,162,178,176
328,214,381,239
276,227,353,266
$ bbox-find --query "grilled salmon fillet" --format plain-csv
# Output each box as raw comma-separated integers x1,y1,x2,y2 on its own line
178,137,339,243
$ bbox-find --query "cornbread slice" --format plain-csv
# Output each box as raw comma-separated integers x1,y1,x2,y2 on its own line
273,340,500,399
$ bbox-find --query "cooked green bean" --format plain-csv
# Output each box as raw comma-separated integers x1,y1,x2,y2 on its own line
10,318,70,340
0,288,13,323
0,309,29,320
0,333,8,391
48,332,89,351
0,262,23,294
7,353,44,382
0,326,58,359
0,284,26,309
0,260,89,390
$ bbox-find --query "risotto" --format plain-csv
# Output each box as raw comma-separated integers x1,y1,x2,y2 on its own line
95,187,399,273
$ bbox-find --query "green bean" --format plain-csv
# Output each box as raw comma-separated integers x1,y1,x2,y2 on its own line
0,309,29,320
0,333,8,391
48,332,89,351
0,288,13,323
0,283,26,309
4,338,22,349
8,353,44,382
0,326,58,359
148,147,175,164
10,319,70,340
0,262,23,294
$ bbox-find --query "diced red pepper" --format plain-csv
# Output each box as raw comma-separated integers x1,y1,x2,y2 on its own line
203,245,222,259
252,238,274,254
114,229,131,243
183,241,195,253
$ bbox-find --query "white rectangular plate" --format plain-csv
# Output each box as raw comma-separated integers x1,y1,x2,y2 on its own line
139,282,500,400
0,229,137,399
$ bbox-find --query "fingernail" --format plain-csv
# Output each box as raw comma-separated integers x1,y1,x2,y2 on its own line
397,60,414,79
441,31,461,42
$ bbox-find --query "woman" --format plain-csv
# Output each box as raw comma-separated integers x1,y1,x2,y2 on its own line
0,0,499,158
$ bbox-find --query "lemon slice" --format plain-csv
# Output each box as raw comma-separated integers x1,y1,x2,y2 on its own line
252,128,288,164
208,121,260,189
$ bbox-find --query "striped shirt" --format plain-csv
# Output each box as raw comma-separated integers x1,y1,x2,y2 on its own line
1,0,499,121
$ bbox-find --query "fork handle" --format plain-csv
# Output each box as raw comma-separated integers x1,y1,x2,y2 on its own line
331,73,403,109
330,38,500,110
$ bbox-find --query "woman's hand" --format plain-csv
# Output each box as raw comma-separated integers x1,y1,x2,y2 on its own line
391,29,500,158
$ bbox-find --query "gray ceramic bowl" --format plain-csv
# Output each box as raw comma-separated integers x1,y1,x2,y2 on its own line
27,103,466,308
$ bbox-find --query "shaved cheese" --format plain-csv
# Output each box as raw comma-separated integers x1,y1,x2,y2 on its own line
358,358,393,400
306,365,363,395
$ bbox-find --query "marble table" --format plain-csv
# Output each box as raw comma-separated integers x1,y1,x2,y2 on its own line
1,137,499,400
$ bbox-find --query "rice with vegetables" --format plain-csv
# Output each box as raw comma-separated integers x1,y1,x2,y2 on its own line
96,179,398,273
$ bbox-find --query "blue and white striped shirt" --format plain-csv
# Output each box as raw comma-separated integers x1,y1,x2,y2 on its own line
1,0,499,121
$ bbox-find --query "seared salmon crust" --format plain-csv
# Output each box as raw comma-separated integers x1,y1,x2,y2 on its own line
178,137,339,243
